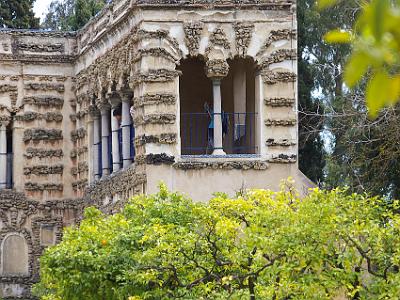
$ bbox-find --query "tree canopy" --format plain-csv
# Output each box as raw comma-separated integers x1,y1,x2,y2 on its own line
42,0,109,31
0,0,39,29
34,184,400,300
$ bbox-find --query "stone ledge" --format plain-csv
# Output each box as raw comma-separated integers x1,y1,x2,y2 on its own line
265,119,296,126
267,154,297,163
173,159,269,170
23,165,64,175
23,129,63,142
135,133,177,146
266,138,296,147
24,148,63,159
24,182,63,191
23,96,64,107
264,97,295,107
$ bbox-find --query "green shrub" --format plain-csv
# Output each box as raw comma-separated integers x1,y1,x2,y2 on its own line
33,184,400,299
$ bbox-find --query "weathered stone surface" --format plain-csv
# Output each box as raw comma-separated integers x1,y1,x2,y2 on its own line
23,165,64,176
262,70,297,84
133,93,176,108
134,114,176,125
15,112,63,122
71,128,86,142
268,154,297,163
265,118,296,126
135,133,177,146
24,182,63,191
136,153,175,165
23,96,64,107
23,129,63,142
266,138,296,147
174,160,269,170
264,97,295,107
24,83,65,92
24,148,63,159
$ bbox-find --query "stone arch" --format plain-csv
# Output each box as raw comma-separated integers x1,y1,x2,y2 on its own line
1,233,29,276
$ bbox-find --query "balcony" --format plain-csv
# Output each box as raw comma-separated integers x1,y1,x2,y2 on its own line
181,112,258,156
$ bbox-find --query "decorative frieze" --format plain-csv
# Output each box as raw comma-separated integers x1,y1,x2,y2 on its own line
133,93,176,108
266,138,296,147
23,96,64,107
207,28,230,51
267,154,297,163
24,83,65,93
24,182,63,191
16,42,64,53
133,48,178,63
15,112,63,122
260,49,297,69
206,59,229,79
173,160,269,170
234,23,254,57
23,129,63,142
24,148,63,159
265,119,296,126
135,133,177,146
259,29,297,54
136,153,175,165
134,114,176,126
132,69,181,84
184,22,203,56
23,165,64,175
262,70,297,84
71,128,87,142
264,97,295,107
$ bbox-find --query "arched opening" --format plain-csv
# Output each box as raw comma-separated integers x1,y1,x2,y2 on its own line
178,56,257,155
178,57,213,155
221,57,257,154
1,234,29,276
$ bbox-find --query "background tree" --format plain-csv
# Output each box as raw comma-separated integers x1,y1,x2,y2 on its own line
42,0,109,31
34,185,400,300
0,0,39,29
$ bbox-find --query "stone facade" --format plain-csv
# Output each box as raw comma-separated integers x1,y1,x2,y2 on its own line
0,0,313,298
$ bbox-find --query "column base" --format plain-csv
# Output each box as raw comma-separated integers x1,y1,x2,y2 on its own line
212,149,226,156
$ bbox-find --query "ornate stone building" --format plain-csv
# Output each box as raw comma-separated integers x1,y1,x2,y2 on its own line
0,0,311,298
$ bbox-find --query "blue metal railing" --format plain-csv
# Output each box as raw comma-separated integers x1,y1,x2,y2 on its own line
181,112,258,155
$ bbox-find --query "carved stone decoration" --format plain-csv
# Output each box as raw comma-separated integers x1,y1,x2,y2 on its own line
262,70,297,84
24,182,63,191
132,69,182,85
133,48,179,64
257,29,297,56
184,22,203,56
23,129,63,142
234,22,254,57
135,133,177,146
207,28,230,53
134,114,176,126
23,165,64,176
23,96,64,107
72,179,88,191
267,154,297,163
0,85,18,93
70,147,88,159
24,83,65,92
16,42,64,53
206,59,229,79
15,112,63,122
24,148,63,159
71,162,88,176
265,119,296,126
133,93,176,108
266,138,296,147
136,153,175,165
259,49,297,69
264,97,295,107
174,160,269,170
71,128,87,142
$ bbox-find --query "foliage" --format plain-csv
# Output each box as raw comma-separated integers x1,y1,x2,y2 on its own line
321,0,400,117
297,0,326,184
34,184,400,300
0,0,39,29
42,0,109,31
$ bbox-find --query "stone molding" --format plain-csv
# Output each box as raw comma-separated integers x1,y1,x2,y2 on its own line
135,133,177,146
70,146,88,159
266,138,296,147
23,165,64,176
24,182,63,191
24,148,63,159
71,128,87,142
0,84,18,93
264,97,295,107
173,160,269,170
134,113,176,126
24,83,65,93
23,129,63,142
132,69,181,85
234,22,254,57
262,70,297,84
71,162,89,176
133,93,176,108
265,118,296,126
267,154,297,163
136,153,175,165
259,49,297,69
184,22,203,56
15,112,63,122
23,96,64,107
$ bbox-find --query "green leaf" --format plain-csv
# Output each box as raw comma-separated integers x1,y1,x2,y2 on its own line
344,52,370,87
324,30,352,44
366,70,391,117
317,0,338,9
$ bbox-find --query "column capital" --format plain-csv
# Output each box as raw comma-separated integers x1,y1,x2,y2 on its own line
97,101,111,113
0,116,10,128
205,59,229,80
119,89,133,103
88,105,100,119
107,91,121,108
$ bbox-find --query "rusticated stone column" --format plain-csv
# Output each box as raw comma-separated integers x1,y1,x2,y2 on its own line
120,91,133,168
206,59,229,155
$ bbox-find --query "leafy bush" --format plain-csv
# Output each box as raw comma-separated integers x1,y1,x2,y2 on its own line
34,184,400,299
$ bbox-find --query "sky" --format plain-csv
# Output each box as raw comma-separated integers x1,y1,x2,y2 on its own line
33,0,54,21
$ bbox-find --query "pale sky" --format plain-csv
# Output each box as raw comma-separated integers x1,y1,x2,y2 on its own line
33,0,54,21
